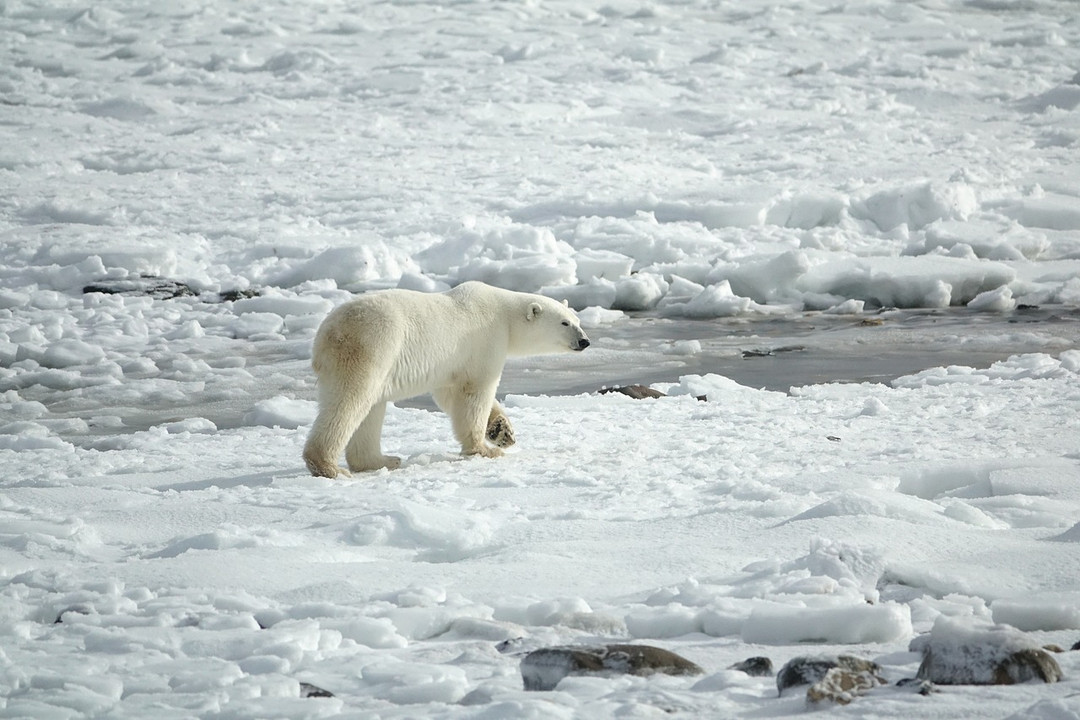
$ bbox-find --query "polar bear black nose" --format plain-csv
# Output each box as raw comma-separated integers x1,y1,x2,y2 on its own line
575,338,590,351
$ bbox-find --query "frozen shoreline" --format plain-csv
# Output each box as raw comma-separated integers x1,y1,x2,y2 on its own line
3,0,1080,716
502,304,1080,395
18,304,1080,440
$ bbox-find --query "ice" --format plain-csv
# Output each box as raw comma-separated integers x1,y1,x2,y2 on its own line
3,0,1080,717
741,603,912,645
990,601,1080,632
967,285,1017,313
40,339,107,369
850,182,978,233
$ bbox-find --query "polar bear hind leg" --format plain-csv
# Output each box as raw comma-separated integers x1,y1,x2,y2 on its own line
344,400,401,472
304,364,386,478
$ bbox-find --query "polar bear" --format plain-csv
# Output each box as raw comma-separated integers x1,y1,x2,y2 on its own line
303,281,590,478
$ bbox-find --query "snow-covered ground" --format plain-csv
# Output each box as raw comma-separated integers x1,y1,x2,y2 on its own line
3,0,1080,717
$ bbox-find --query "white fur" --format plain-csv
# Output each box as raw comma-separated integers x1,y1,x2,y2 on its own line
303,281,589,477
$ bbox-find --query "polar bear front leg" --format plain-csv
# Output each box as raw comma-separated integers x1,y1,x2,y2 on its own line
345,400,402,472
486,402,516,449
435,384,504,459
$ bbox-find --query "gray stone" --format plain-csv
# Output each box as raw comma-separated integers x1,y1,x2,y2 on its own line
806,667,885,705
776,655,882,696
521,644,703,691
299,682,334,698
913,616,1063,685
730,656,774,677
83,277,197,300
896,677,936,695
599,384,667,400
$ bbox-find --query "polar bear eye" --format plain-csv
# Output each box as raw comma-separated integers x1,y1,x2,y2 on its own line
561,321,570,326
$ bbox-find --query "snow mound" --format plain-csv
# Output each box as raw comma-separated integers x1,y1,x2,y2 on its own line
991,600,1080,631
742,603,911,645
850,181,977,232
242,396,317,429
345,502,497,563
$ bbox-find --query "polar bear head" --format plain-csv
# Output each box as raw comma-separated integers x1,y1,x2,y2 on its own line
514,296,590,356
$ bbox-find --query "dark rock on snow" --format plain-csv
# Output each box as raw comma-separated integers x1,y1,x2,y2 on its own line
776,655,882,696
521,644,703,691
598,384,708,401
806,666,886,705
84,277,197,300
912,616,1063,685
896,677,936,695
599,384,668,400
299,682,334,698
730,656,774,677
83,277,261,302
218,288,262,302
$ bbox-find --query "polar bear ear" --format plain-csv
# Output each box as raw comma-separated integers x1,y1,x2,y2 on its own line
561,299,569,307
526,302,543,321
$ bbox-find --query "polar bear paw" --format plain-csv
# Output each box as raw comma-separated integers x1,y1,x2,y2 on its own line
348,455,402,473
466,444,505,459
486,414,516,448
305,457,352,479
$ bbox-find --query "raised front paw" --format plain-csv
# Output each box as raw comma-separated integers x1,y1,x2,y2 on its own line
486,414,516,448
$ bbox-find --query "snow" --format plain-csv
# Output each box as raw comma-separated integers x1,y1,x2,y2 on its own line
3,0,1080,717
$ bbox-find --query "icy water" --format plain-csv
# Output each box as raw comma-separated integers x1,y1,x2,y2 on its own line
446,307,1080,400
35,307,1080,440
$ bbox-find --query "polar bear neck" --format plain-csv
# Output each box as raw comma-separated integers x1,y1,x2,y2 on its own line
449,282,541,357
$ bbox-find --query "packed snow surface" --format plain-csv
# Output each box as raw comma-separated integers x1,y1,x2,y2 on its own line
2,0,1080,717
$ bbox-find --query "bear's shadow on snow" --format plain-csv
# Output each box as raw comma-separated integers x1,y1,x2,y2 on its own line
158,471,278,493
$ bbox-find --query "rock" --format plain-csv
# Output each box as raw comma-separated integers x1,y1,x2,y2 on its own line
742,344,805,358
521,644,703,691
599,384,667,400
219,288,261,302
776,655,882,696
83,277,197,300
896,677,936,695
806,667,885,705
913,616,1063,685
730,656,774,677
83,278,262,303
1044,644,1065,653
990,648,1063,685
299,682,334,698
1072,639,1080,652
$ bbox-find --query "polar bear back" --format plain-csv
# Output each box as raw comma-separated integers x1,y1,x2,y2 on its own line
312,285,509,402
310,282,589,406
